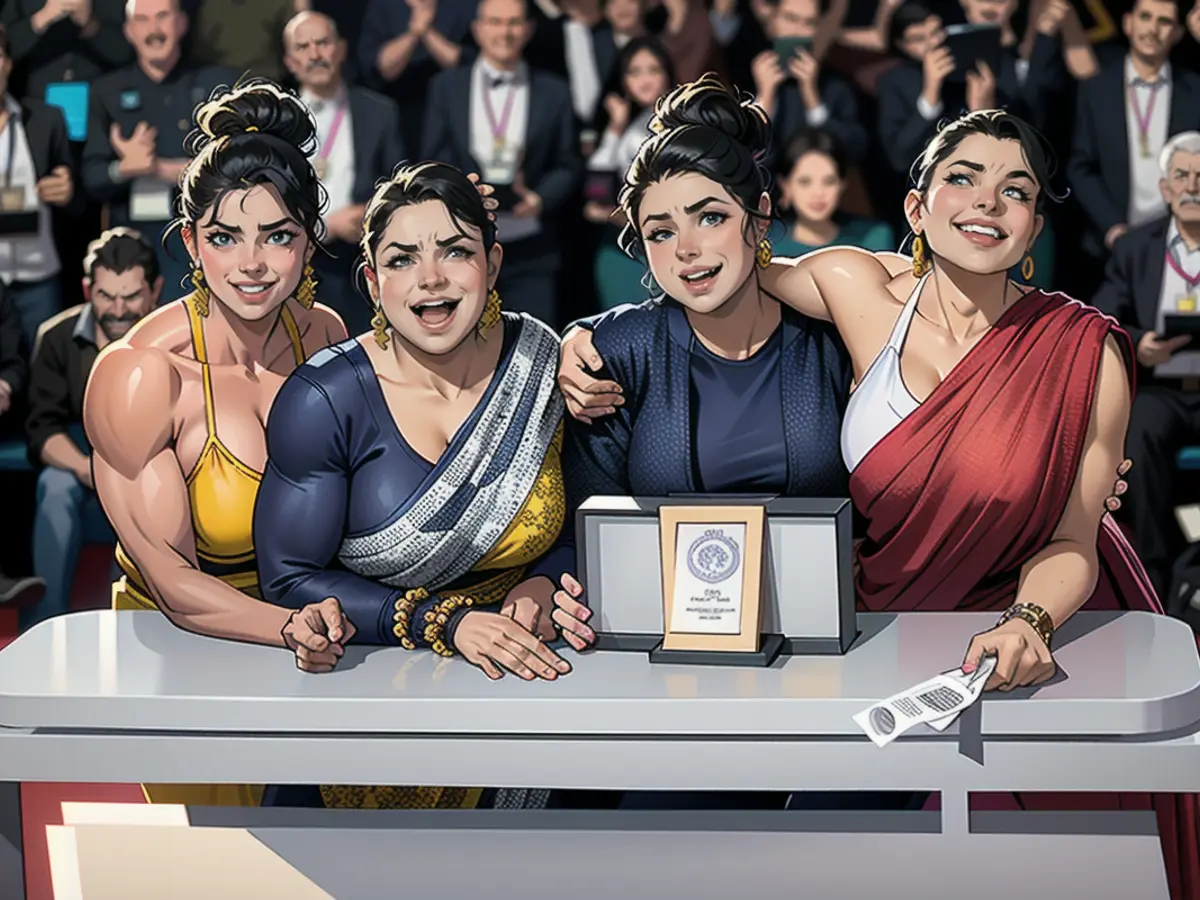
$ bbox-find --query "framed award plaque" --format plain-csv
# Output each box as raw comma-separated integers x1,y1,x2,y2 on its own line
657,504,767,655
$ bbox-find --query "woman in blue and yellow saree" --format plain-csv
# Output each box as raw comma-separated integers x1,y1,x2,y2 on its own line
253,162,577,810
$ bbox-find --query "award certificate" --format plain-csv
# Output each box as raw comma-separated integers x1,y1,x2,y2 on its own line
669,523,746,635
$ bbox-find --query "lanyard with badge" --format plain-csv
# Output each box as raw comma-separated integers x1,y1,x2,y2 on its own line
1167,247,1200,312
313,104,345,181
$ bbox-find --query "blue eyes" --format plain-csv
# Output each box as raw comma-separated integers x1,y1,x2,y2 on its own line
645,210,729,243
943,172,1032,202
203,229,300,248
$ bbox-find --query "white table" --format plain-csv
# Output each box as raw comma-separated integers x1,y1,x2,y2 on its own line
2,609,1199,899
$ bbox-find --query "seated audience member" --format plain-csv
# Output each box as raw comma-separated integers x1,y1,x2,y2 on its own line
0,0,131,105
185,0,301,83
751,0,868,165
875,0,1060,177
0,23,80,347
1068,0,1200,272
82,0,238,304
1092,130,1200,599
284,11,406,337
604,0,649,48
422,0,583,329
0,280,42,608
21,228,160,631
770,128,893,256
357,0,474,155
585,36,672,309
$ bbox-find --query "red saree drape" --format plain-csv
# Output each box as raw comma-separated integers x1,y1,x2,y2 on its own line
848,290,1200,900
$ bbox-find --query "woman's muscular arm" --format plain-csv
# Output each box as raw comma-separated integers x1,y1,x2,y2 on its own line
84,344,294,647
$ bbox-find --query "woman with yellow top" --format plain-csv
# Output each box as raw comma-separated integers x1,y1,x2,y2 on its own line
253,162,580,811
82,78,348,807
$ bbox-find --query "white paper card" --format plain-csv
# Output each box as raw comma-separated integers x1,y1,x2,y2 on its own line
853,655,997,747
669,523,746,635
129,177,172,221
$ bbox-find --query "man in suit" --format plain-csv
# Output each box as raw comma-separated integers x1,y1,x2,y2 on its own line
750,0,868,165
284,11,406,336
1092,130,1200,597
22,228,159,631
876,0,1061,176
1068,0,1200,269
81,0,238,304
0,22,82,347
422,0,583,328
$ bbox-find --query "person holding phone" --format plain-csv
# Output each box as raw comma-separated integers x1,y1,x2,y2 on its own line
750,0,868,165
877,0,1060,177
1092,130,1200,599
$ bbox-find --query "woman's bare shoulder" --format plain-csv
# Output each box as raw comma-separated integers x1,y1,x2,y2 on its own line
296,301,349,349
122,299,195,356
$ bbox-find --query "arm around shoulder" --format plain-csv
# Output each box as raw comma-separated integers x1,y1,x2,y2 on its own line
760,245,895,322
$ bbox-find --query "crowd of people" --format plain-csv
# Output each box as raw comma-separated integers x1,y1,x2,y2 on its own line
0,0,1196,890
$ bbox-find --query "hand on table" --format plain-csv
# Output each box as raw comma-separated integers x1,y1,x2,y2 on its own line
557,326,623,423
550,572,595,651
282,596,357,673
962,616,1055,692
500,576,559,641
454,610,572,681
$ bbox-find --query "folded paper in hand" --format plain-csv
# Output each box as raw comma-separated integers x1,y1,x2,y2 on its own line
853,655,998,747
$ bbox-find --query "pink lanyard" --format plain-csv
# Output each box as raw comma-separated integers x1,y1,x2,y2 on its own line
1129,82,1161,144
482,72,517,146
318,104,346,161
1165,248,1200,292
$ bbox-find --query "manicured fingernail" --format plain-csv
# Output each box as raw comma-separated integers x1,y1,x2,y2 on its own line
962,662,976,673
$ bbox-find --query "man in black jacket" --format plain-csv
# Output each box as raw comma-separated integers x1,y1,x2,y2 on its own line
0,277,43,608
21,227,158,630
1091,130,1200,597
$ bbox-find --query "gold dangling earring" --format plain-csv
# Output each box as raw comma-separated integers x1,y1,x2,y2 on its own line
371,309,390,350
477,288,502,335
911,235,932,278
296,263,317,310
1020,252,1035,283
756,236,773,269
190,266,210,317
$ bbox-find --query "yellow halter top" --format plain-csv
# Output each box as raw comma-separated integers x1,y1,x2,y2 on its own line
112,295,307,609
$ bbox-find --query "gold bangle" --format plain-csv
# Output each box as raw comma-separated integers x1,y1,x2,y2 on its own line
422,593,478,657
392,587,429,651
997,602,1054,649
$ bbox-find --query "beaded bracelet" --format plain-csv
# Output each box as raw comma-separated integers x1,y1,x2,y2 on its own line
997,601,1055,650
423,594,478,657
392,587,429,650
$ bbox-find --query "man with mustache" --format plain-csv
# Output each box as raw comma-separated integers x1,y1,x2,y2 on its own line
283,10,404,336
1093,130,1200,602
20,227,160,630
81,0,237,304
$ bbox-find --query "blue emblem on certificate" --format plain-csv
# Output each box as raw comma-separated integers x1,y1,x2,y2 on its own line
670,522,747,635
686,529,740,584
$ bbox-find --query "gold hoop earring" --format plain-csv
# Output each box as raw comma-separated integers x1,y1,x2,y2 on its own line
1020,253,1035,282
296,263,317,310
911,235,932,278
371,309,390,350
477,288,502,335
756,236,773,269
190,266,210,317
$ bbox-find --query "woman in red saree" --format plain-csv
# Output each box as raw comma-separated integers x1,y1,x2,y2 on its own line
557,106,1199,898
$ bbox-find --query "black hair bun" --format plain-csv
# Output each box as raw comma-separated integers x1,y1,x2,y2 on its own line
190,77,318,158
650,73,771,161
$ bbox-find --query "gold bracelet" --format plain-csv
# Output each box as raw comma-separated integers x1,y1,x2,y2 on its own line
392,587,429,651
997,602,1054,649
422,594,478,657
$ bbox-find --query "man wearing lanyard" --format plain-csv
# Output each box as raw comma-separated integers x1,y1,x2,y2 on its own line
1093,130,1200,599
80,0,237,304
0,23,81,347
284,10,405,336
1068,0,1200,280
422,0,582,328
